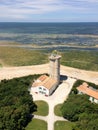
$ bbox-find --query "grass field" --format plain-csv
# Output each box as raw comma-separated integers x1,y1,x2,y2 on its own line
54,121,74,130
0,46,48,66
61,51,98,71
34,100,49,116
54,104,63,117
0,46,98,71
25,119,47,130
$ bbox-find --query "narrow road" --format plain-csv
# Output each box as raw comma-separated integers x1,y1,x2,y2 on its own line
34,115,48,121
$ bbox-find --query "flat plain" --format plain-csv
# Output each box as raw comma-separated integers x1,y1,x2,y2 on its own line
0,46,98,71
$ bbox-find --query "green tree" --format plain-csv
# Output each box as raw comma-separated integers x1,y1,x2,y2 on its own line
0,75,39,130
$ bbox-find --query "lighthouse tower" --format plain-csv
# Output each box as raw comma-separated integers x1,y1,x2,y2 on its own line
49,50,61,84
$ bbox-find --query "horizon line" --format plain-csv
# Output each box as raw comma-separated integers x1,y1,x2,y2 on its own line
0,21,98,23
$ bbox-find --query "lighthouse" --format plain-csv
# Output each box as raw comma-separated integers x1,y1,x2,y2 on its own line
49,50,61,84
31,50,61,96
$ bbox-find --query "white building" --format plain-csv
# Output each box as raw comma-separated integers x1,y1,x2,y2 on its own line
77,82,98,104
31,51,61,96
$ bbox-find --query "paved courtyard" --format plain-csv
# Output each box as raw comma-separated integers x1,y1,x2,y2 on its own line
30,77,76,130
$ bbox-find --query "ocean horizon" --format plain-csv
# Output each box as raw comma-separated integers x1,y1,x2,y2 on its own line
0,22,98,51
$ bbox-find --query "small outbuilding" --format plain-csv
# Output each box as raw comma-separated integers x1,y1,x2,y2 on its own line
77,82,98,104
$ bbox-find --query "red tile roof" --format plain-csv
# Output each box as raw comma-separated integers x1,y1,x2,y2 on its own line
38,75,48,82
32,75,57,90
77,82,98,100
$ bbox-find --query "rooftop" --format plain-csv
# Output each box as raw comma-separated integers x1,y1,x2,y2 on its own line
32,75,57,90
37,75,48,82
77,82,98,100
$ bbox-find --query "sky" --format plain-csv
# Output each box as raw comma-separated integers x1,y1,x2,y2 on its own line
0,0,98,22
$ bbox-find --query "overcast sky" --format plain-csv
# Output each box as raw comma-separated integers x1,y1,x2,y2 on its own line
0,0,98,22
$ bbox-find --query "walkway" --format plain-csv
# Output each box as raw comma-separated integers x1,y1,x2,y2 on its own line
30,77,76,130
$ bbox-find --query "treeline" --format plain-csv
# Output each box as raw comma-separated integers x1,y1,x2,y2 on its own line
0,74,40,130
61,80,98,130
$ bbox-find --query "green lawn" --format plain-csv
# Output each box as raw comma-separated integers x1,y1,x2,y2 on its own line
54,104,63,117
54,121,74,130
34,100,49,116
25,119,47,130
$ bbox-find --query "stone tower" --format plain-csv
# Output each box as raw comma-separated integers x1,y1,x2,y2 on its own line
49,50,61,83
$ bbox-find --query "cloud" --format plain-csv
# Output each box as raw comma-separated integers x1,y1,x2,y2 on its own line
62,0,98,9
0,0,98,22
0,0,62,13
0,0,62,20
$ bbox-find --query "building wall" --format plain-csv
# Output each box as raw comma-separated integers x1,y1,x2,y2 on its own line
49,82,58,95
38,86,49,96
94,98,98,104
89,96,98,104
31,83,58,96
49,55,61,83
78,90,83,95
78,90,98,104
54,58,60,82
89,96,94,102
49,59,55,79
31,86,49,96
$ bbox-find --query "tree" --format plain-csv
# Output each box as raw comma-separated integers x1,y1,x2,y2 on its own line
61,93,98,130
0,75,39,130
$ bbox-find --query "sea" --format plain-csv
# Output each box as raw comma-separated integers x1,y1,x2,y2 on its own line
0,22,98,51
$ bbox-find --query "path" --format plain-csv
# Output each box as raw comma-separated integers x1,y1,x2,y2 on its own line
30,77,76,130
